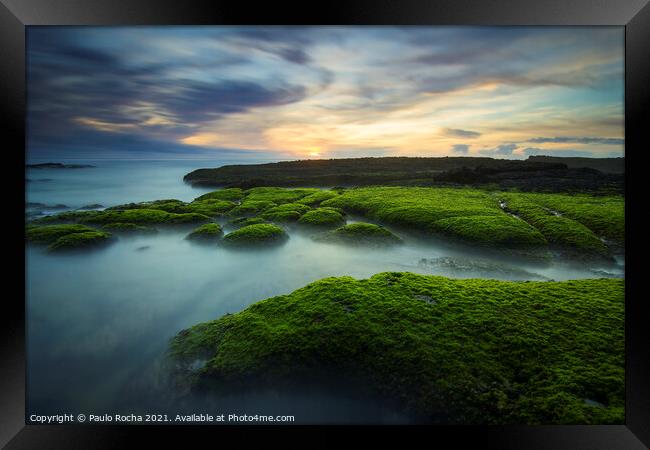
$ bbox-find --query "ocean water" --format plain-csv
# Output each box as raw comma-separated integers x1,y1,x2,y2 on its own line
25,159,625,424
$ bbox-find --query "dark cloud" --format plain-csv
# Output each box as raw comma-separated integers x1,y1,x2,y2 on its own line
445,128,481,139
528,136,624,145
403,27,622,94
155,80,307,123
451,144,470,155
226,27,316,65
27,29,309,151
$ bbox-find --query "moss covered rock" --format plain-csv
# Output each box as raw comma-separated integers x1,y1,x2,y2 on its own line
298,208,346,228
222,224,288,248
244,187,320,205
186,223,224,242
187,199,236,216
100,222,158,234
315,222,401,246
226,217,268,229
297,190,340,206
106,199,188,213
30,210,100,224
86,209,210,225
48,231,112,252
259,203,312,223
194,188,245,202
107,198,235,217
434,215,547,248
169,273,624,425
33,208,211,225
228,200,277,217
26,224,99,244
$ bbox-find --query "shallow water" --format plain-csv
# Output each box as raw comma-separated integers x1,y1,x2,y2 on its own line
25,159,624,424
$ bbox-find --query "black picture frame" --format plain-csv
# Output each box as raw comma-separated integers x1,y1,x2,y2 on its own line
1,0,648,447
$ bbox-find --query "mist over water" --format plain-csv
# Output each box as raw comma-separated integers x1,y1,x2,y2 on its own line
26,160,624,424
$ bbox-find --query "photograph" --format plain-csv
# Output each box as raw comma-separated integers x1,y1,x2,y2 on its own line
24,25,627,426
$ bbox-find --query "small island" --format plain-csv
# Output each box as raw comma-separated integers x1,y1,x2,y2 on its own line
27,162,96,169
183,156,624,193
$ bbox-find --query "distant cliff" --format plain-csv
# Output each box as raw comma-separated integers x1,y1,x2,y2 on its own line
183,156,624,193
27,162,96,169
526,156,624,174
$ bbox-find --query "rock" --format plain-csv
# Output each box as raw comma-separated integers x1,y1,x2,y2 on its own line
186,223,224,242
222,224,288,248
313,222,401,246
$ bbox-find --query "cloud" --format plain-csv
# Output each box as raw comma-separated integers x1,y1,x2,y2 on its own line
26,26,624,159
444,128,481,139
479,143,518,156
528,136,624,145
154,79,307,124
451,144,470,155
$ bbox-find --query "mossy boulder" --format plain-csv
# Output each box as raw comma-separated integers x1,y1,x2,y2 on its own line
297,190,340,206
298,208,346,228
30,210,101,224
107,199,235,217
433,215,547,248
194,188,245,202
33,208,211,225
106,199,188,213
187,199,236,216
100,222,158,234
228,200,277,217
259,203,312,223
26,224,99,244
84,209,210,225
222,224,288,248
226,217,269,229
186,223,224,242
47,231,112,252
315,222,401,246
169,273,624,425
244,187,320,205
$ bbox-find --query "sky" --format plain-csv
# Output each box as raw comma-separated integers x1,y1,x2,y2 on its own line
27,26,625,160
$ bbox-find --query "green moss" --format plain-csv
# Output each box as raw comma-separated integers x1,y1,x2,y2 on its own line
259,203,312,222
169,273,624,425
186,223,224,242
26,224,99,244
228,200,277,217
298,208,346,228
165,213,213,225
500,194,609,256
226,217,268,229
194,188,246,202
106,199,188,213
47,231,112,252
321,187,621,255
30,210,101,224
297,190,340,206
107,198,235,217
33,207,211,225
504,193,624,243
84,209,211,225
100,222,158,233
315,222,401,246
244,187,321,205
186,199,236,216
434,215,547,248
222,224,288,248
